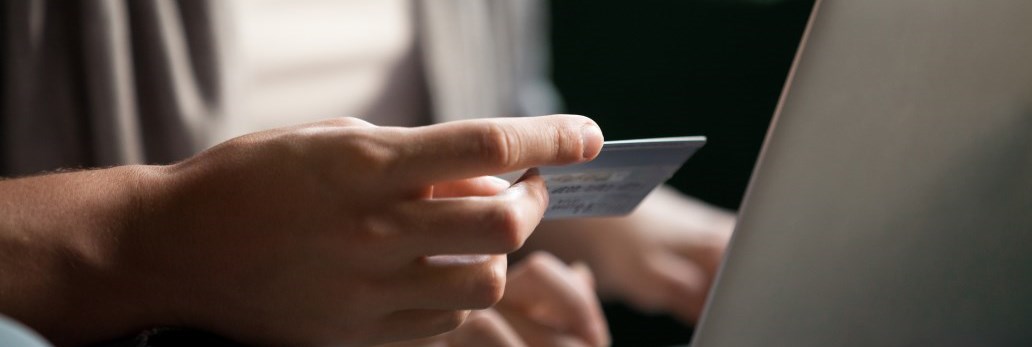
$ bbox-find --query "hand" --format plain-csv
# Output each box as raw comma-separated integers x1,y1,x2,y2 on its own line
0,115,603,346
492,252,609,347
526,186,735,323
376,252,609,347
133,116,603,346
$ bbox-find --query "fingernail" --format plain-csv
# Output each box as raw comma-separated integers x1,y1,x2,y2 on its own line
580,122,604,159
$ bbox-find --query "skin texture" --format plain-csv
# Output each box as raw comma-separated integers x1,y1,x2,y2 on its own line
0,115,603,347
526,186,736,323
377,252,609,347
493,253,608,347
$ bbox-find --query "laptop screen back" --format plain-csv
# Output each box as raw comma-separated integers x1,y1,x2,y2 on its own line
692,0,1032,346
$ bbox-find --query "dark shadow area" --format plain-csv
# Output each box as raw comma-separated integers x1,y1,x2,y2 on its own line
550,1,814,345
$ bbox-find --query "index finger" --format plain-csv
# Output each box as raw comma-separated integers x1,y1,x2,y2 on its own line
389,115,603,185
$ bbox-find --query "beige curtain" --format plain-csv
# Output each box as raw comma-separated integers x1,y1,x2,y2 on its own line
1,0,558,176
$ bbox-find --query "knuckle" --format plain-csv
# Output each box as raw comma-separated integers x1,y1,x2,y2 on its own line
469,263,507,308
339,129,396,173
460,312,497,334
486,204,526,251
477,123,520,169
704,239,729,265
523,251,560,273
349,213,398,246
528,176,550,209
324,116,373,127
323,117,353,127
429,310,469,335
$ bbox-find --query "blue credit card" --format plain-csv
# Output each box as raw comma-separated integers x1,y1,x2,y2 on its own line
500,136,706,219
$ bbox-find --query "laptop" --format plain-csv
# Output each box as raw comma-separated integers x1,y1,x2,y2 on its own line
691,0,1032,346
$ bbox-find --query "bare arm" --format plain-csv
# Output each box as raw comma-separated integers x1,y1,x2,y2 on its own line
0,115,604,346
0,165,170,345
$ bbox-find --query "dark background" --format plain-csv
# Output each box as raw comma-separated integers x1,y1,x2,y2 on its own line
549,0,814,345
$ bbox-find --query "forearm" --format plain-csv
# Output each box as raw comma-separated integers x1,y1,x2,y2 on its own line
0,165,170,346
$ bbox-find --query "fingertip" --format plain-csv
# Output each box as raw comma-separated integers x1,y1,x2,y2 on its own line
579,120,604,160
568,262,609,347
590,320,612,347
655,257,709,324
570,262,596,290
513,168,548,210
547,114,603,161
573,312,610,347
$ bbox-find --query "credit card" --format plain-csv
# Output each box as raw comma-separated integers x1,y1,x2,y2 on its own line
499,136,706,219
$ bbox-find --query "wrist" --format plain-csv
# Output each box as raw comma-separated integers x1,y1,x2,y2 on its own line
112,160,241,339
61,164,182,344
0,164,183,345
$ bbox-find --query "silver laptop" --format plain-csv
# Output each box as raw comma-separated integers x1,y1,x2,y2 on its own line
691,0,1032,346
